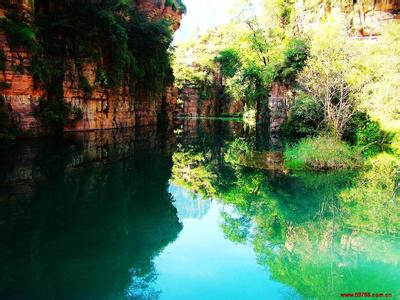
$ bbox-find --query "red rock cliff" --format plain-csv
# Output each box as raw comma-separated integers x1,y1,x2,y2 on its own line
0,0,183,135
135,0,183,31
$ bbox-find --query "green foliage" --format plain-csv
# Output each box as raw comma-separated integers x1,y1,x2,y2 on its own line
32,1,173,92
198,84,212,101
284,135,362,170
345,112,393,157
276,38,309,84
352,23,400,133
173,4,307,114
220,212,250,244
340,153,400,233
95,67,109,88
172,148,217,198
79,76,93,98
0,11,39,54
275,0,295,28
39,99,73,132
297,16,356,137
175,0,396,156
263,0,295,30
72,106,84,121
165,0,187,13
283,95,324,137
349,24,400,155
127,13,174,91
173,30,224,91
38,98,83,133
191,127,398,297
1,1,176,131
226,63,274,108
224,138,254,166
215,49,241,78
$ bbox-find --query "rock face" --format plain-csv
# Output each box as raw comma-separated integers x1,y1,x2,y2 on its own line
269,82,288,134
0,0,183,136
135,0,183,31
178,86,244,118
295,0,400,36
179,87,200,117
0,32,43,134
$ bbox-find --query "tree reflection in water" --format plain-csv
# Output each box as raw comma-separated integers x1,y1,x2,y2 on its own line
0,120,398,299
172,119,400,299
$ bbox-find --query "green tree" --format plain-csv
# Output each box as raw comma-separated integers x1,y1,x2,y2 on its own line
297,15,357,137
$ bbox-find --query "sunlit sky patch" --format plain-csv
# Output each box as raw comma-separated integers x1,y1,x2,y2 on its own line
173,0,238,43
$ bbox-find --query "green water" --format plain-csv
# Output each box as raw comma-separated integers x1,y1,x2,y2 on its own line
0,120,398,300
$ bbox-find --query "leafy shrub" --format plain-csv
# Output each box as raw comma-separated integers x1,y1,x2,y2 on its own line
198,84,212,101
79,76,93,98
225,138,254,166
284,135,362,170
283,95,324,137
225,63,273,109
215,49,241,78
345,112,393,157
39,99,73,132
71,106,84,121
391,133,400,157
0,11,39,53
276,38,309,84
127,13,174,92
296,18,356,137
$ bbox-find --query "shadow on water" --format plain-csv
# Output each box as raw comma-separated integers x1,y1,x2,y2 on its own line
0,127,182,300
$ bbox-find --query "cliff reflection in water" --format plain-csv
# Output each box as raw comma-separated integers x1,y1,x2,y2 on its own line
0,120,399,300
0,127,182,300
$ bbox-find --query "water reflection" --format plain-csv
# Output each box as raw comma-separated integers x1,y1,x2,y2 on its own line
0,127,182,300
169,184,211,220
172,120,400,299
0,120,398,300
155,187,297,299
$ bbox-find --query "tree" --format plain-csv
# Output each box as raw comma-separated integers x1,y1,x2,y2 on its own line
297,15,357,137
353,23,400,133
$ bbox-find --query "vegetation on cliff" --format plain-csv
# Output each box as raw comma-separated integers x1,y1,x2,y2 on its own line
166,0,187,13
0,0,183,132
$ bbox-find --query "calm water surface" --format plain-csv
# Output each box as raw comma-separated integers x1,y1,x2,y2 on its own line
0,120,398,300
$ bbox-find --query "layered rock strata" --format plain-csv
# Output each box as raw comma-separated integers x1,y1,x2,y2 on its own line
0,0,183,135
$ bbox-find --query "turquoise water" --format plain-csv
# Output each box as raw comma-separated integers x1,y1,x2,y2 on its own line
155,185,297,299
0,121,398,300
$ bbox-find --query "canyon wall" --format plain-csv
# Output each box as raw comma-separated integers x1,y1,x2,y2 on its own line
0,0,183,136
295,0,400,36
177,86,244,118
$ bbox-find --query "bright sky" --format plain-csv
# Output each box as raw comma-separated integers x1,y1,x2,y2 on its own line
173,0,238,43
